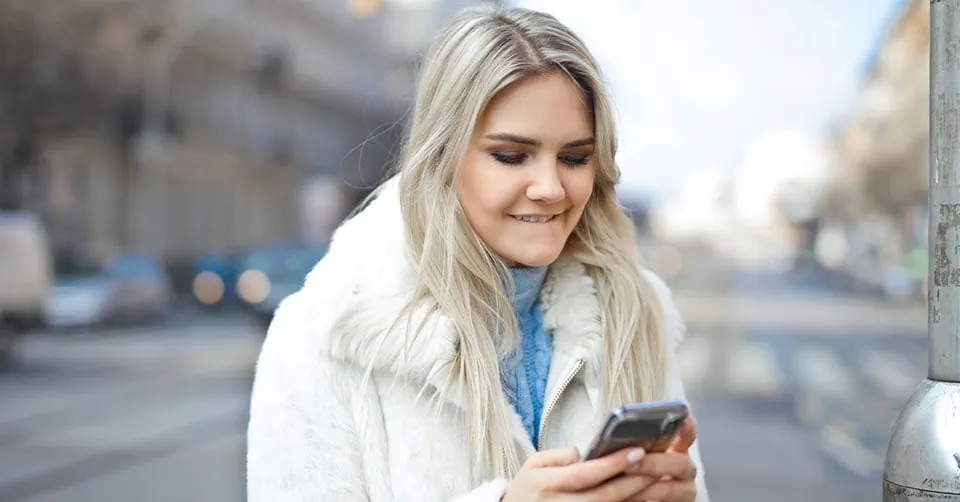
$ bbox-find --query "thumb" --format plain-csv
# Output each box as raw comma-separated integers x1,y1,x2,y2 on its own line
525,446,581,468
670,417,698,453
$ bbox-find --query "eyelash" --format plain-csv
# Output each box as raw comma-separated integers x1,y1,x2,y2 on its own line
491,153,590,168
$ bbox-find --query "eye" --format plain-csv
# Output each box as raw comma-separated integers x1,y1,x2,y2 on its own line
560,155,589,167
492,152,527,165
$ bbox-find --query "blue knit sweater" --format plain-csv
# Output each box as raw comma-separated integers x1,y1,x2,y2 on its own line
501,266,553,447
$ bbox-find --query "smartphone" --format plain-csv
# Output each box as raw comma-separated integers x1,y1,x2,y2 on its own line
582,400,689,461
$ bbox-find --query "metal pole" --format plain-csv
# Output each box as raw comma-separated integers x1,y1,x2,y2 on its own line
883,0,960,500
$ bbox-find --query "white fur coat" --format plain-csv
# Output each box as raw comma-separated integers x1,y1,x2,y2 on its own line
246,177,709,501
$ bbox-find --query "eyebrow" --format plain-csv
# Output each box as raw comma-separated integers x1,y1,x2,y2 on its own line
484,133,595,148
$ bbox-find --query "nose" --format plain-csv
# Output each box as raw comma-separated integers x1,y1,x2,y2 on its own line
526,163,565,204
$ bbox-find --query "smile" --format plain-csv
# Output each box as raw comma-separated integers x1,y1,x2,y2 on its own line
512,214,557,223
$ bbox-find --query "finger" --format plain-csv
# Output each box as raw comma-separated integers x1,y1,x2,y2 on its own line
525,446,582,468
628,452,697,480
549,447,646,491
578,472,657,501
631,479,697,502
670,417,698,453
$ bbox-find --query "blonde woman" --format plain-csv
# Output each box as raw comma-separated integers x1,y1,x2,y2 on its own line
247,6,708,502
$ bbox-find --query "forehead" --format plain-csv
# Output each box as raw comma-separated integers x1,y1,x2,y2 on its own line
477,72,593,142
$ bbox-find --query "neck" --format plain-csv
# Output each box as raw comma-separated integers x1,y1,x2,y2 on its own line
508,265,549,315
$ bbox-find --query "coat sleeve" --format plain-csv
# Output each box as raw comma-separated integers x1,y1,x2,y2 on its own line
450,480,510,502
246,290,513,502
246,290,371,501
643,270,711,502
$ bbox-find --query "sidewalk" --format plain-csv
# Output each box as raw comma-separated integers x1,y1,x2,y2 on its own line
673,290,927,337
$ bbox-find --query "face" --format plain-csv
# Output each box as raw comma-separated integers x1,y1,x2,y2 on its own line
459,71,596,268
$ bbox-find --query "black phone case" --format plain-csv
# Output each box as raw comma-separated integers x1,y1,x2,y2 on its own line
582,400,689,461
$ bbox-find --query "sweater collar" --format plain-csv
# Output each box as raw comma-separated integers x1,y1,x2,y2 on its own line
508,266,548,315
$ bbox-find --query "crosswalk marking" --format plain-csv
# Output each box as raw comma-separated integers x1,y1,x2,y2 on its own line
722,341,786,397
679,331,922,481
819,420,883,478
795,344,856,398
859,348,924,401
683,334,926,406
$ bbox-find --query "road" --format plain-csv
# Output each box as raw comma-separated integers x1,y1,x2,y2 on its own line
0,314,261,502
682,328,924,501
0,271,927,501
675,261,926,502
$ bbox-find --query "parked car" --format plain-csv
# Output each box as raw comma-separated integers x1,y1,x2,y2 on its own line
235,243,327,327
43,251,174,328
0,212,53,365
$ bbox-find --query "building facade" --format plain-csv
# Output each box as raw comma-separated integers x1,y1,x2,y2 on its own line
3,0,479,286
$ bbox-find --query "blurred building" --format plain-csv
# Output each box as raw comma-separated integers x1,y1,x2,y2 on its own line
824,0,929,262
0,0,479,287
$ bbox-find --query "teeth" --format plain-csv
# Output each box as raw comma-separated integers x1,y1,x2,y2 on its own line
514,215,555,223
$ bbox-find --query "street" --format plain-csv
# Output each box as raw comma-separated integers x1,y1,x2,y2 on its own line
684,327,924,501
0,315,260,502
677,261,926,501
0,270,928,502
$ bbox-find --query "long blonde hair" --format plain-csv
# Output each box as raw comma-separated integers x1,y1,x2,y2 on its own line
395,5,668,481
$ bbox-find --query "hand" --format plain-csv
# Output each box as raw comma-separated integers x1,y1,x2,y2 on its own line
623,416,699,501
501,446,657,501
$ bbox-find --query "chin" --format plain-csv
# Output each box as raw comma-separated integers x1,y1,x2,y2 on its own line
508,247,564,268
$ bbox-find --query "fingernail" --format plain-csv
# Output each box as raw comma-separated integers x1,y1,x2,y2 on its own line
627,448,646,463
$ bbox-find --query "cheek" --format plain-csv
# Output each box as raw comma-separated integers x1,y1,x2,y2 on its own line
458,172,508,227
565,170,596,210
458,159,485,219
462,192,505,224
460,160,517,222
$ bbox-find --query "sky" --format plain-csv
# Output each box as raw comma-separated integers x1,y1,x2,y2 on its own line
510,0,907,200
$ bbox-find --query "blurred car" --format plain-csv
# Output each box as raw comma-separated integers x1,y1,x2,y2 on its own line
235,243,327,328
191,250,243,309
43,251,174,328
0,211,53,364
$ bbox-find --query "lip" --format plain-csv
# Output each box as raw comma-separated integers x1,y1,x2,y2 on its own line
508,210,564,218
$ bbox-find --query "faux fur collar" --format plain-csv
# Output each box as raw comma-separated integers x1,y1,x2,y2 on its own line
298,175,684,406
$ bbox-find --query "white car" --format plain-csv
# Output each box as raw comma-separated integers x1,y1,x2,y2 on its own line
44,252,174,329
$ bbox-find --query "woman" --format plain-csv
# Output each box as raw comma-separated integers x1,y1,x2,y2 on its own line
247,6,708,502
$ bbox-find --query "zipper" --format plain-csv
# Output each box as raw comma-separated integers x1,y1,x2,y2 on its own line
537,358,584,450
